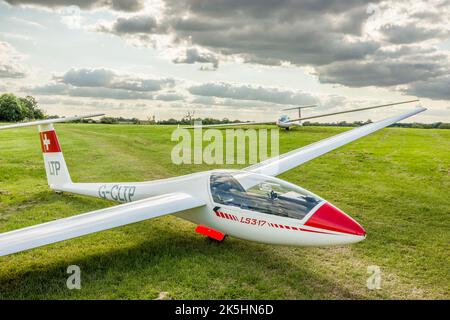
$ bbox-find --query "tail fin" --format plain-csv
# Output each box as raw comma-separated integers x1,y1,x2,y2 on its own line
38,123,72,190
0,113,104,190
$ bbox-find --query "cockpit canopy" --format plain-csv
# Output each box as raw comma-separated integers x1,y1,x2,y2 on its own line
278,115,290,123
210,171,322,220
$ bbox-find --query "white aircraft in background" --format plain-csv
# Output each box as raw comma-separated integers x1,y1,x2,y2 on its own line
188,100,419,130
0,106,426,257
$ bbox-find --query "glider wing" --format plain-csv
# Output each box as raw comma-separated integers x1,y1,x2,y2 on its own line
0,114,104,130
245,107,426,177
0,192,205,256
285,100,418,123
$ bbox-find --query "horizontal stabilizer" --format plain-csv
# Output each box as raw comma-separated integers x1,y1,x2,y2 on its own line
282,104,318,111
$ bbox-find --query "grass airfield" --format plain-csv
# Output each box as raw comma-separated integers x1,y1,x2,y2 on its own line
0,124,448,299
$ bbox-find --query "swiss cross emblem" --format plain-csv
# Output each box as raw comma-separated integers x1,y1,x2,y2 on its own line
42,134,51,151
40,131,61,153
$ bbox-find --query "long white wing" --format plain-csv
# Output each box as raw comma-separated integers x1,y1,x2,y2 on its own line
246,107,426,176
0,113,104,130
285,100,418,123
0,193,204,256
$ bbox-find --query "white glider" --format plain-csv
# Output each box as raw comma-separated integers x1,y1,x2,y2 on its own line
0,107,426,256
186,99,419,130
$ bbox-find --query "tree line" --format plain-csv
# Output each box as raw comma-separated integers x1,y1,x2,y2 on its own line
0,93,45,122
0,93,447,128
96,117,449,129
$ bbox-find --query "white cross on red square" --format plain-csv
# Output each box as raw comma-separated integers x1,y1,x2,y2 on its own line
42,134,51,151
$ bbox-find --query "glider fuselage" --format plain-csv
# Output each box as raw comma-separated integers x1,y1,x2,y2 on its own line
59,169,366,246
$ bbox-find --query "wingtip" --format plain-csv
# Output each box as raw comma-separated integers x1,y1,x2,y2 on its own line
85,113,105,118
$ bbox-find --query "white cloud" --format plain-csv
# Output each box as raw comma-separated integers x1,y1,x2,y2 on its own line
0,41,27,78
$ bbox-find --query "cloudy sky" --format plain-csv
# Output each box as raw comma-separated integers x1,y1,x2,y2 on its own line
0,0,449,123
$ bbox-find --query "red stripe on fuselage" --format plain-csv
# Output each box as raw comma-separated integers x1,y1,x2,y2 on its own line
299,227,333,235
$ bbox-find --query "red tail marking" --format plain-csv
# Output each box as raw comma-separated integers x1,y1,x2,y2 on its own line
39,130,61,153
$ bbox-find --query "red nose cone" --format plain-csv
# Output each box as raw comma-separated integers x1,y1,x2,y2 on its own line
305,203,366,236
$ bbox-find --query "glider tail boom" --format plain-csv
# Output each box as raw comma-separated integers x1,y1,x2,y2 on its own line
0,114,104,190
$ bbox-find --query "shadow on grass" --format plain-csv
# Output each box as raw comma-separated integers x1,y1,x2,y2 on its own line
0,224,364,299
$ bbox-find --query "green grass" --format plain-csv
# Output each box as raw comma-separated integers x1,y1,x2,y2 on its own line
0,124,449,299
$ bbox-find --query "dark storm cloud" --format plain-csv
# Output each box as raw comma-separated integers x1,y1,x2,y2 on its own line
164,0,376,20
7,0,450,101
317,45,450,87
62,68,115,87
380,23,449,44
93,0,381,67
163,0,381,66
30,82,187,101
405,76,450,100
188,82,318,105
109,0,143,12
3,0,145,11
110,15,158,34
88,0,450,101
173,48,219,69
28,67,178,100
58,68,175,92
95,15,167,37
318,60,446,87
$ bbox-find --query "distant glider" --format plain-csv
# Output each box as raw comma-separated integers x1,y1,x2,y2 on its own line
185,100,419,130
0,106,426,256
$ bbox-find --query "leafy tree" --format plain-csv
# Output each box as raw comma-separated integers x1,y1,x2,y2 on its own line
100,117,119,124
0,93,25,122
19,95,45,120
0,93,45,122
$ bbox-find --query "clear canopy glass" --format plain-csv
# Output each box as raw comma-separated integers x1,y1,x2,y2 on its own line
210,171,322,220
278,115,289,122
